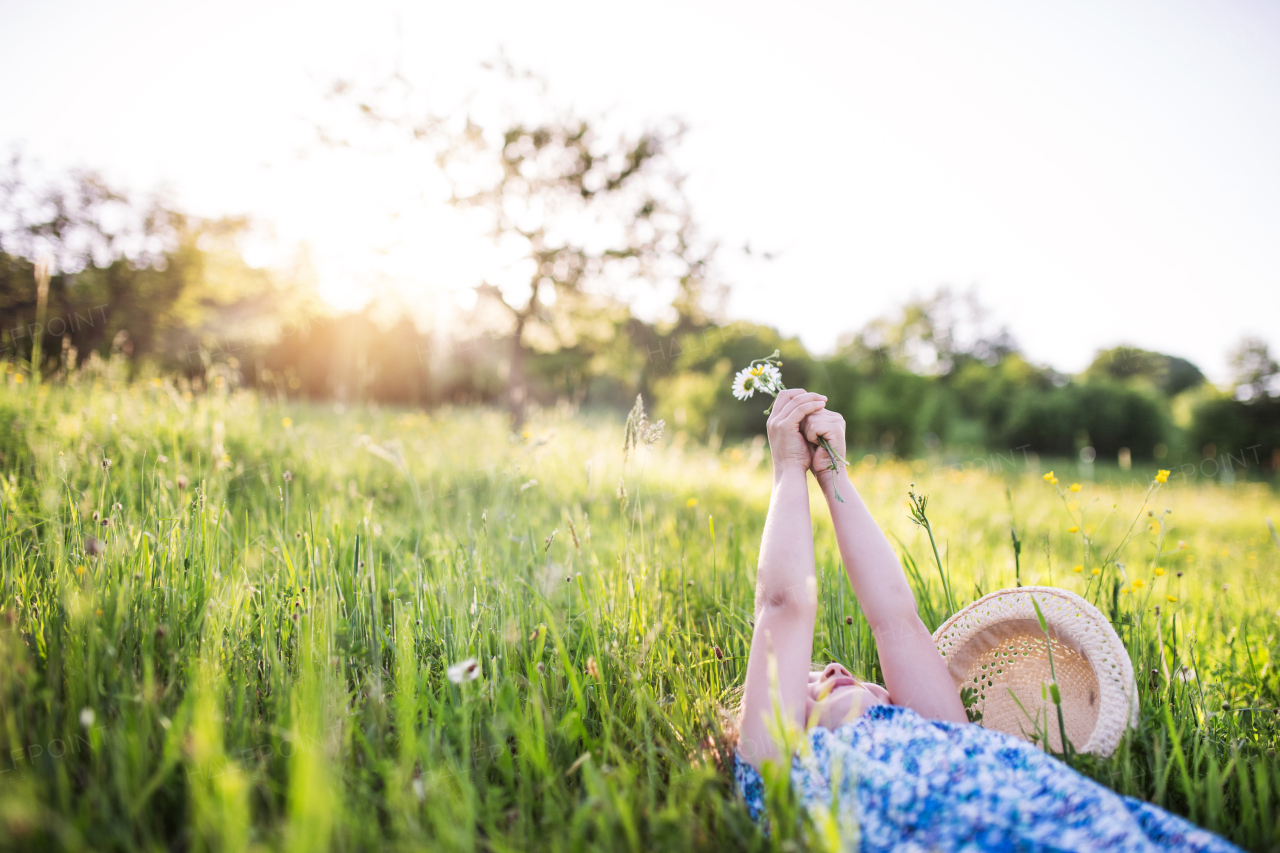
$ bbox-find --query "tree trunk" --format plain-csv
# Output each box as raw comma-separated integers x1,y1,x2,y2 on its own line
508,314,528,430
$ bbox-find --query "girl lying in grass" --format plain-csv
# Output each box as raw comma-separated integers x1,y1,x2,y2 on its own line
735,388,1239,852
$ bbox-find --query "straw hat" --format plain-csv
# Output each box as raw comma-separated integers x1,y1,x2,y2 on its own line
932,586,1138,756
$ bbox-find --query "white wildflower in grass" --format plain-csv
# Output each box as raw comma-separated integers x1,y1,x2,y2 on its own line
79,707,95,728
447,657,481,684
731,350,849,502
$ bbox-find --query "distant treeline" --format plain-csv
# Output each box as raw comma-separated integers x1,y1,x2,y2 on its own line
2,241,1277,479
1,156,1276,479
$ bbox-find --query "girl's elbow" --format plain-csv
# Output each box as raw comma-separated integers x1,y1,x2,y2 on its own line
755,582,818,620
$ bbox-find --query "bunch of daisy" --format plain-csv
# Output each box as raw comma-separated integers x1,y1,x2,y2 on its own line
731,352,785,406
731,350,848,502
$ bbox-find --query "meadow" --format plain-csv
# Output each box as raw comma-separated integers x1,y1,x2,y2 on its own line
1,359,1278,852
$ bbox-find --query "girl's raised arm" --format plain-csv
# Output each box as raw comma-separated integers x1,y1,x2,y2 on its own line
804,411,967,724
737,390,830,769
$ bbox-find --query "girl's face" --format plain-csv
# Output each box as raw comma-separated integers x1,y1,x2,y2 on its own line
805,662,890,729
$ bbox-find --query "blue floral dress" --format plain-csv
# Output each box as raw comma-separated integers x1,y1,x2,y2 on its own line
735,705,1241,852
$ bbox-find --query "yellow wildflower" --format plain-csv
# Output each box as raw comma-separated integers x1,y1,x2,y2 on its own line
282,417,293,429
1154,567,1165,577
1091,568,1101,576
1068,525,1079,533
1043,471,1057,484
1069,483,1081,492
1131,578,1146,589
1072,565,1084,573
1155,469,1170,484
1166,595,1178,603
1120,587,1130,595
686,498,698,508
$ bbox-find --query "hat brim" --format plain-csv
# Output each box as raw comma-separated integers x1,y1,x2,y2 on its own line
932,586,1139,756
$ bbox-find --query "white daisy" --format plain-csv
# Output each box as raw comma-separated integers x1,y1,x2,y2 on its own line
447,657,481,683
757,364,782,393
731,368,758,400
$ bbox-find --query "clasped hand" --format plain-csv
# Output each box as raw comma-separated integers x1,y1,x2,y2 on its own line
765,388,848,486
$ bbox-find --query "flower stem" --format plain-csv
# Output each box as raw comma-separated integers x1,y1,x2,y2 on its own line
820,437,846,503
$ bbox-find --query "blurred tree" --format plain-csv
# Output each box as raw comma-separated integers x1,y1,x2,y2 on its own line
946,353,1055,447
1184,337,1280,477
0,154,178,371
1189,394,1280,474
1083,345,1205,396
1228,336,1278,400
0,150,177,274
325,61,721,427
264,310,433,406
999,381,1170,459
836,286,1019,377
1,154,317,377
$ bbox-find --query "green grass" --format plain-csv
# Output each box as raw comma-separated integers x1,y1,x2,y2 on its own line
0,365,1278,852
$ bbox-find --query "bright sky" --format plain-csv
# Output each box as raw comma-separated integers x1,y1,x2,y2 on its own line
2,0,1278,381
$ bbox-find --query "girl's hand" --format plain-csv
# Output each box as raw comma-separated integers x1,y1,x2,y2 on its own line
803,409,847,491
767,389,827,478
